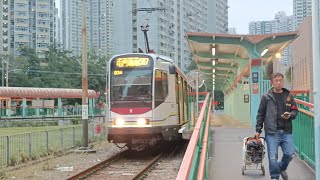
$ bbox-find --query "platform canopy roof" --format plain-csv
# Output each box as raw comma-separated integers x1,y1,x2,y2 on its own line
185,32,299,92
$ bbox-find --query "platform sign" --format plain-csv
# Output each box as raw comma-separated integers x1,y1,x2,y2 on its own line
244,94,249,103
252,83,259,94
82,105,88,119
252,72,259,83
243,81,249,91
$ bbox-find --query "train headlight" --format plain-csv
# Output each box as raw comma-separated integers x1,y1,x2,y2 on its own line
114,118,125,126
137,118,149,125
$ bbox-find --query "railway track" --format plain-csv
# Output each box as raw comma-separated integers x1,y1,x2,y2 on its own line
66,142,186,180
66,149,164,180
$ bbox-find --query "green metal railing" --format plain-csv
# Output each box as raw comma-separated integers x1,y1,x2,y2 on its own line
177,93,212,180
292,98,315,167
291,90,310,111
260,80,271,95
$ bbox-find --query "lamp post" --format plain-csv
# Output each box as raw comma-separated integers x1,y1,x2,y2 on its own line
312,0,320,179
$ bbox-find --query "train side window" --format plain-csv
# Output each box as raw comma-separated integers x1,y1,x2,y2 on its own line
154,70,168,108
162,72,168,98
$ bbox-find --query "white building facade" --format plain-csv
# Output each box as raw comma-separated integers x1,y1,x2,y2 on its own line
249,12,294,73
228,27,237,34
293,0,312,29
113,0,227,72
207,0,228,33
0,0,56,57
60,0,113,57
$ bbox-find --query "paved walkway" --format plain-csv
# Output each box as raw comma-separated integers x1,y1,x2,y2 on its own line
208,111,315,180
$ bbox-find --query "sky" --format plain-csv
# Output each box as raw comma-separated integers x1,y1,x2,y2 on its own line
228,0,293,34
55,0,293,35
55,0,60,16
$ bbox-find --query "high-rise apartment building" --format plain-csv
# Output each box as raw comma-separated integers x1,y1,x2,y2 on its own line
249,21,273,35
0,0,56,57
113,0,223,72
54,7,61,44
1,0,10,56
249,12,294,73
249,12,294,35
208,0,228,33
61,0,113,57
228,27,237,34
293,0,312,29
59,0,227,70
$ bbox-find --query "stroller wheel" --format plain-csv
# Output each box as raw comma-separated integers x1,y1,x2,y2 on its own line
261,165,265,175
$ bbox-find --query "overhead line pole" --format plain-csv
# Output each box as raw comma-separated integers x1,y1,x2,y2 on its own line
1,57,4,87
6,56,8,87
81,0,89,149
312,0,320,179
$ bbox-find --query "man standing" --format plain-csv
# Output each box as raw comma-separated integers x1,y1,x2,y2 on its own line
255,72,298,180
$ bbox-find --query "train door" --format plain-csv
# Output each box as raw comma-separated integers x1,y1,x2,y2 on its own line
178,75,184,124
183,80,188,124
175,74,180,123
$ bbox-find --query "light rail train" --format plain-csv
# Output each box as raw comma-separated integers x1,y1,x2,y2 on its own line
107,53,192,150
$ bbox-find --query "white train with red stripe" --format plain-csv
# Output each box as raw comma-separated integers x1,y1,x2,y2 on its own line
107,53,190,150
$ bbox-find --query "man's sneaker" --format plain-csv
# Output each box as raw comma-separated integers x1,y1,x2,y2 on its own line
280,170,288,180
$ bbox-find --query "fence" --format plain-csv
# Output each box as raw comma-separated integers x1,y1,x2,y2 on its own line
177,93,212,179
0,123,106,168
260,80,271,96
292,98,315,167
0,105,105,118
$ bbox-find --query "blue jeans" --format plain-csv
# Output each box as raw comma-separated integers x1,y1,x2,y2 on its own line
265,130,294,179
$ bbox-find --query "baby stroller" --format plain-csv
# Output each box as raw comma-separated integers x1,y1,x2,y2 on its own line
241,137,265,175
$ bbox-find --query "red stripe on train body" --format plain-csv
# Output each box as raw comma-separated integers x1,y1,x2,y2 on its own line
111,107,152,115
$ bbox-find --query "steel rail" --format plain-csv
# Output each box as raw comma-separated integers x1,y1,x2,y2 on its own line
66,149,128,180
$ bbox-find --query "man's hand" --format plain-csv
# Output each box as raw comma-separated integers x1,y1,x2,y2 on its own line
281,112,291,120
255,132,260,139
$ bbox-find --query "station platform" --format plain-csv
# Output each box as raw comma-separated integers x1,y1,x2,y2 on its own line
208,110,315,180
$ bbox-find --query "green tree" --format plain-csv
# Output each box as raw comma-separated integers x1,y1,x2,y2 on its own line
285,66,292,83
11,47,43,87
87,50,109,102
263,61,273,80
8,45,110,105
8,55,32,87
42,43,80,89
184,54,197,74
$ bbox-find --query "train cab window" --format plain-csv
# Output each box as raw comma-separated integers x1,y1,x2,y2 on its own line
154,70,168,107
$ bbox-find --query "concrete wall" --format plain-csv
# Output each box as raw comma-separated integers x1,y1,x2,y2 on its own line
291,16,314,102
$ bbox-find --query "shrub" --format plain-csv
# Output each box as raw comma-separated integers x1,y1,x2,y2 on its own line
9,156,17,166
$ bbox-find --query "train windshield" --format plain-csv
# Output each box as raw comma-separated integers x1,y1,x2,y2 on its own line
110,56,153,108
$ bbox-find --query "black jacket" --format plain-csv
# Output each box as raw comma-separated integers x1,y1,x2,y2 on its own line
256,88,298,134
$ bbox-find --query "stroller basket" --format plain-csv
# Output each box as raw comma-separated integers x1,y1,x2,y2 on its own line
246,139,264,163
242,137,266,175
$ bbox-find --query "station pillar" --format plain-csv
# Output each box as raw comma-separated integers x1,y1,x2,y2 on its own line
58,98,63,116
249,58,263,127
6,98,11,117
22,98,27,118
89,98,94,117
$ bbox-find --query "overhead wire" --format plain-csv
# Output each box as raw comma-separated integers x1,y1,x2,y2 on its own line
2,68,105,77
